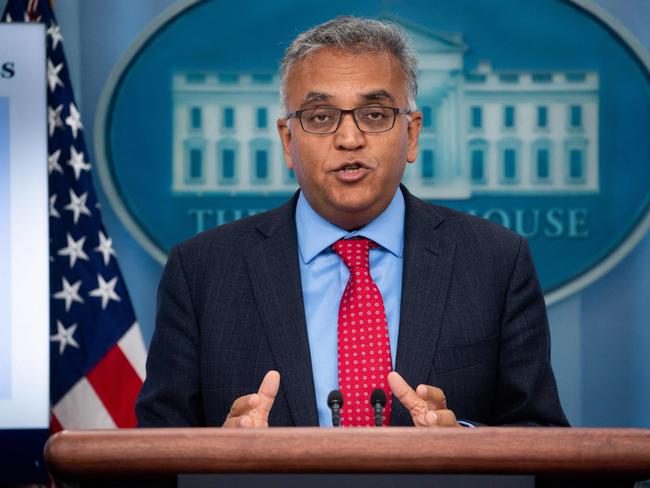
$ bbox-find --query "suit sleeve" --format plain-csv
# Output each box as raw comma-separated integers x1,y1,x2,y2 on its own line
491,237,569,426
135,245,205,427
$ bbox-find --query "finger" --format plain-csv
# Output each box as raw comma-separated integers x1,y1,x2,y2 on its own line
224,371,281,428
413,410,431,427
254,370,281,417
416,384,447,410
413,410,437,427
223,396,258,428
413,409,458,428
387,371,427,416
228,393,259,417
239,415,254,428
429,409,458,427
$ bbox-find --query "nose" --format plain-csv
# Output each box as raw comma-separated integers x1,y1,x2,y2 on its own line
334,111,366,151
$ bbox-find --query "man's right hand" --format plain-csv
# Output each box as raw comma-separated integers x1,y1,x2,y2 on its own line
222,370,280,428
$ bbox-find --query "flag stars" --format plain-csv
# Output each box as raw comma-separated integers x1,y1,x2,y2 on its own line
10,7,145,429
50,320,80,355
89,274,121,310
94,230,116,266
48,104,64,137
47,58,64,93
57,233,89,268
53,277,84,312
64,189,91,224
48,149,63,175
49,194,60,219
47,23,64,50
65,103,83,139
66,146,91,180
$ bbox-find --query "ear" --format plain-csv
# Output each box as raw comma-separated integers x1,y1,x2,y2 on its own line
277,118,294,169
406,111,423,164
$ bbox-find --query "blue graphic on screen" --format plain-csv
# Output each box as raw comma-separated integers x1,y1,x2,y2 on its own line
0,96,10,399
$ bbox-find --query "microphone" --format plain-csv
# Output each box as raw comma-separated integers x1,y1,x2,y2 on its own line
327,390,344,427
370,388,387,427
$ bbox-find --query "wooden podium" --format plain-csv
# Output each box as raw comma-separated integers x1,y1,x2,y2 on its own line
45,427,650,487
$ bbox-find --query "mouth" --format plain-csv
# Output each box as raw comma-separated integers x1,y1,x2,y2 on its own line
331,161,371,183
333,161,370,172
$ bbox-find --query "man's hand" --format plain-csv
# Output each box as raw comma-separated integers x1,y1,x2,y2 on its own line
388,371,460,427
223,370,280,428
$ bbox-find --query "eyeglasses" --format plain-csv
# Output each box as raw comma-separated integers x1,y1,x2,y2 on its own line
286,106,411,134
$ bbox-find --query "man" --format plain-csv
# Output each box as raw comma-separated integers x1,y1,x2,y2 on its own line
136,17,568,428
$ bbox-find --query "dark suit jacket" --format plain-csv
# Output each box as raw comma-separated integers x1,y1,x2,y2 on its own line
136,187,568,427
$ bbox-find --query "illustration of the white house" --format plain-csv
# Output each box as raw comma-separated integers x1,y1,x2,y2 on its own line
172,22,599,199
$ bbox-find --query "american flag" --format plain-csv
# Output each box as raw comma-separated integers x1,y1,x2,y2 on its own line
2,0,146,431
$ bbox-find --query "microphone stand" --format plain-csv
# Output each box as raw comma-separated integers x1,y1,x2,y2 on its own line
327,390,344,427
370,388,387,427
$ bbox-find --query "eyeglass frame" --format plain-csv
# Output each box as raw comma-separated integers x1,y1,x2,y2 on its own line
285,106,412,134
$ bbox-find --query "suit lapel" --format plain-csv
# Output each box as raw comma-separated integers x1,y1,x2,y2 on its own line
244,194,318,426
391,188,457,426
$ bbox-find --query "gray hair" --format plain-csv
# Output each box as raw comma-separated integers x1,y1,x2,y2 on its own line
280,16,418,114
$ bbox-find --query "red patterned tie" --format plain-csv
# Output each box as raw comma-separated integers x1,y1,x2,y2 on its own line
332,238,392,427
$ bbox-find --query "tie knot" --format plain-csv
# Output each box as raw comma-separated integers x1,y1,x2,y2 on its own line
332,238,376,270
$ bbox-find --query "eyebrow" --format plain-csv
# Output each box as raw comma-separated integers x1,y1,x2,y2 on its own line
299,92,333,108
359,89,396,104
297,89,397,110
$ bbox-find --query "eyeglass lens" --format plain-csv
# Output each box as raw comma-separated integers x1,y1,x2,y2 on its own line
300,107,396,133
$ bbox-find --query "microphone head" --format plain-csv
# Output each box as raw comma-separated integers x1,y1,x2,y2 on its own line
370,388,387,407
327,389,344,408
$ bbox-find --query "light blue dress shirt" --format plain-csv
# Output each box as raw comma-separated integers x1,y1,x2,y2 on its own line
295,188,405,427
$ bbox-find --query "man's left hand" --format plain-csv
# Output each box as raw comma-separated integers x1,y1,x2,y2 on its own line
388,371,460,427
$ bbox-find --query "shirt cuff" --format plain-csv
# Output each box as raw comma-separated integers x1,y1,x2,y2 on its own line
457,420,476,428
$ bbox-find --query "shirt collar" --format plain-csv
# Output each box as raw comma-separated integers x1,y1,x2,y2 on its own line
295,188,405,264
